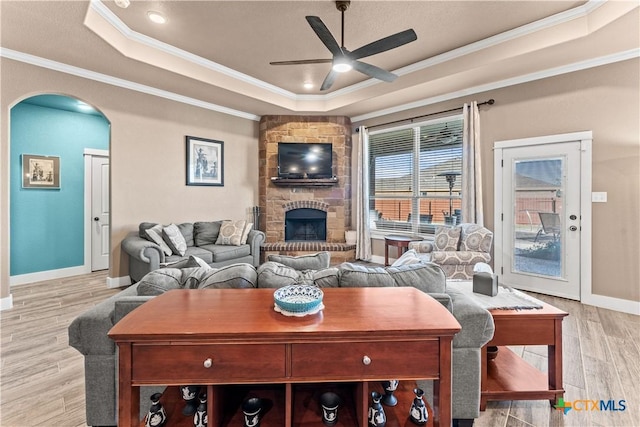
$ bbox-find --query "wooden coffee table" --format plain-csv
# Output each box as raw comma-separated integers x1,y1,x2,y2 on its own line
480,300,568,410
109,287,461,427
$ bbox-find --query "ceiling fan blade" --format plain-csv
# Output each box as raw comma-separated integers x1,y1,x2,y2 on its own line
306,16,343,56
320,69,339,91
352,60,398,82
270,59,333,66
350,29,417,60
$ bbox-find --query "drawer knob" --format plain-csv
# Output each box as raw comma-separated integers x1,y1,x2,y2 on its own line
362,355,371,366
203,358,213,368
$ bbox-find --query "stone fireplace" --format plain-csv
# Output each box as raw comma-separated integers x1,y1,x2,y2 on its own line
258,115,355,265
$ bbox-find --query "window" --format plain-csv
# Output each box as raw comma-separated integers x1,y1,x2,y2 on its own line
368,116,463,235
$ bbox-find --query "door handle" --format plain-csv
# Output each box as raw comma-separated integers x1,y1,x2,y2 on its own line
569,225,578,231
94,217,100,221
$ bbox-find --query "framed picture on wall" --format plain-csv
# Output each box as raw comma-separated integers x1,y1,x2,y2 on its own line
21,154,60,189
186,136,224,186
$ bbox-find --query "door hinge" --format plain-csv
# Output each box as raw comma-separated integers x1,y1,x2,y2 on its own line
501,213,504,221
501,159,504,167
501,266,504,275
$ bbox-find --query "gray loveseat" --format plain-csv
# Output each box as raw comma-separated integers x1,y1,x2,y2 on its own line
121,221,265,282
69,255,494,427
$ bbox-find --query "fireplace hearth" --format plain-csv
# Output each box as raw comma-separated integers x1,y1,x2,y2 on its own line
285,208,326,241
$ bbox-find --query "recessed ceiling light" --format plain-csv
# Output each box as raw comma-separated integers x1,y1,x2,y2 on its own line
303,82,314,89
147,11,166,24
114,0,130,8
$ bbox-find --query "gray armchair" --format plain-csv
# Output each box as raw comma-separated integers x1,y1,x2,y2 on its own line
409,223,493,280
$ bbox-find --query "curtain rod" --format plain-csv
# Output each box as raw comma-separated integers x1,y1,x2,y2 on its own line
359,98,495,132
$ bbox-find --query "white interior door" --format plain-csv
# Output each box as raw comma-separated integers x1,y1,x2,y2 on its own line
91,156,109,271
494,134,590,300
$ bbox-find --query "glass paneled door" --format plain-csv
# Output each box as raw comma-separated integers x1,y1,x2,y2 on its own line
497,140,583,300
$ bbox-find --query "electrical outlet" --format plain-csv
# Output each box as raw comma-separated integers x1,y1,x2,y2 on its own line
592,192,607,203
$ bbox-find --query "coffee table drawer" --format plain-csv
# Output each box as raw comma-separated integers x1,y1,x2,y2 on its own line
291,341,439,379
131,344,286,383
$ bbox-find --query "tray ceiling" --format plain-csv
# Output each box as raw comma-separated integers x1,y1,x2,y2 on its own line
1,1,637,120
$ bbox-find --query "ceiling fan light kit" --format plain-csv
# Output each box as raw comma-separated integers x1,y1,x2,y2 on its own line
332,58,353,73
270,0,417,91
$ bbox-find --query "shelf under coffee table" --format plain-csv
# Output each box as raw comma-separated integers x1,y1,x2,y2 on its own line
149,381,434,427
109,287,460,427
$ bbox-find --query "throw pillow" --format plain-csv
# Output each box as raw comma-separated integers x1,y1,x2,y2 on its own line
312,267,340,288
198,264,258,289
182,265,216,289
460,224,493,252
176,223,195,247
267,251,331,270
256,262,340,289
186,255,210,268
139,222,159,239
240,222,253,244
338,263,395,288
215,220,247,246
163,223,188,256
256,262,300,289
433,226,461,251
386,262,446,293
162,255,210,269
136,268,184,296
391,249,423,267
145,224,173,256
194,221,223,246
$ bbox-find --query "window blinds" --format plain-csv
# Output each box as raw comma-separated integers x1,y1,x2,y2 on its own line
368,117,463,234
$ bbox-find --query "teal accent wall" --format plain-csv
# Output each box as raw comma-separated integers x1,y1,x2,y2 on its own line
10,102,109,276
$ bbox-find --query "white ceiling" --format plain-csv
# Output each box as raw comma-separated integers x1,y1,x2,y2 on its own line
1,1,638,121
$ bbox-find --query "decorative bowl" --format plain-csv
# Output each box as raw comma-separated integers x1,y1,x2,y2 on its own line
273,285,324,314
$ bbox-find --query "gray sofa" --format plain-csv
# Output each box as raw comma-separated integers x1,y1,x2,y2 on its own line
121,221,265,282
69,255,494,427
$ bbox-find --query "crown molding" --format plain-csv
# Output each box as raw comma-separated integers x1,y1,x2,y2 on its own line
351,48,640,123
0,47,261,121
88,0,300,101
86,0,617,105
3,47,637,124
328,0,608,100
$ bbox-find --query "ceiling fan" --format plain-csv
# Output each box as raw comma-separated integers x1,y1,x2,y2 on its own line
270,0,417,91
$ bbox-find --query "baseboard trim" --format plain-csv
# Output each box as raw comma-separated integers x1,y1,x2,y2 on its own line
370,255,387,266
582,293,640,316
107,275,132,289
0,294,13,311
10,266,90,286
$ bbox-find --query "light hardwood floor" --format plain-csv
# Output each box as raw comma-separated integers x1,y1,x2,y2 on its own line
1,271,638,427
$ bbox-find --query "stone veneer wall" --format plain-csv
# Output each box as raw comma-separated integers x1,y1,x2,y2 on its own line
258,115,355,265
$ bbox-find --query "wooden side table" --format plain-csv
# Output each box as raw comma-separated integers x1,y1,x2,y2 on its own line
384,235,420,266
480,300,568,409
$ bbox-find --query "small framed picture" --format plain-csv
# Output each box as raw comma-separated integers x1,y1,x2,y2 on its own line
22,154,60,189
186,136,224,186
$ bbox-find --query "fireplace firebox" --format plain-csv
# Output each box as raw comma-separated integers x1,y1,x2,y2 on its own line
285,208,327,242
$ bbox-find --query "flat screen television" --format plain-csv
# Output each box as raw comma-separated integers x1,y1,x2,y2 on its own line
277,142,333,179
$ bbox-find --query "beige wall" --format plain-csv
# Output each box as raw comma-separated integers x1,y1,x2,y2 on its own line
356,58,639,304
2,57,638,306
1,59,259,299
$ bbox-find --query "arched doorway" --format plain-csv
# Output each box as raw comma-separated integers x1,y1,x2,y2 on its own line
9,94,110,285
